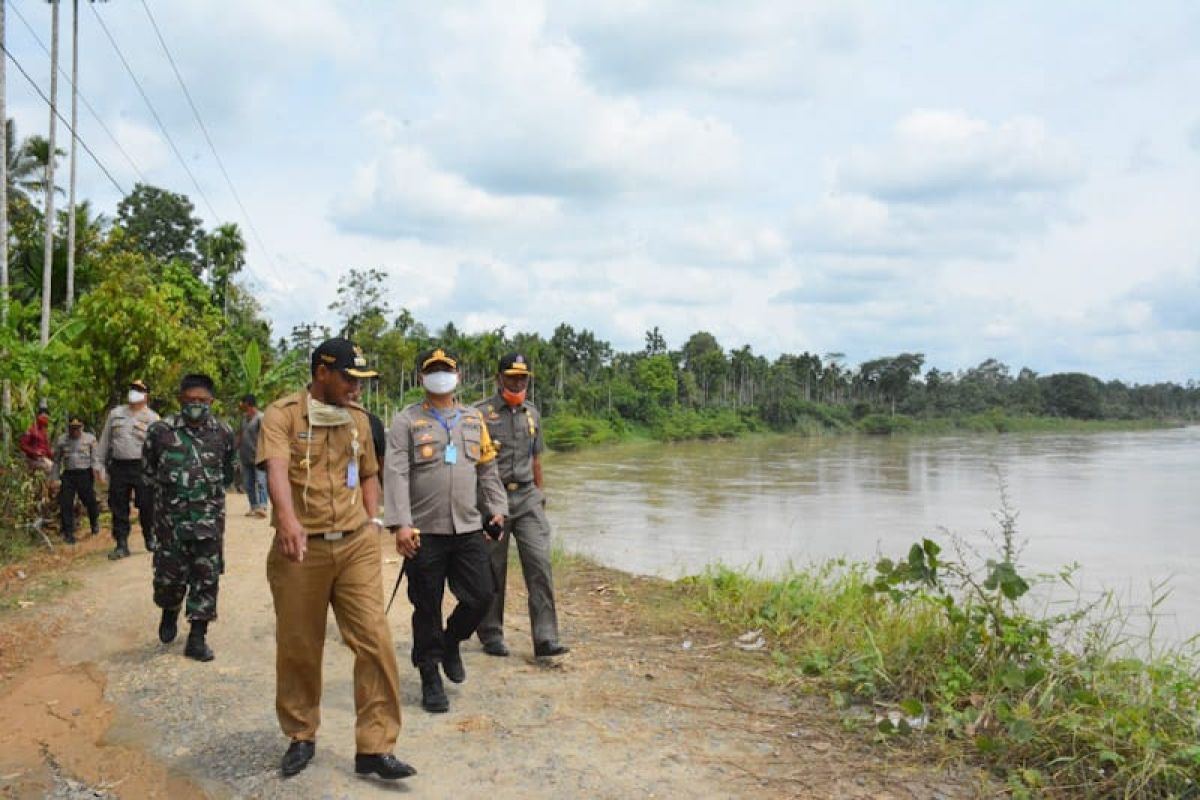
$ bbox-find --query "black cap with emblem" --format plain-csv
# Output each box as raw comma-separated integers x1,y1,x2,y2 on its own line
417,347,459,373
498,352,534,377
311,337,379,378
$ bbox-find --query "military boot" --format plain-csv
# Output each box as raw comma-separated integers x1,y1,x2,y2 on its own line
184,621,214,662
419,664,448,713
442,632,466,683
158,606,181,643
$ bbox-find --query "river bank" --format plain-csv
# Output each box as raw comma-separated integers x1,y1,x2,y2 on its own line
542,406,1184,451
0,494,990,799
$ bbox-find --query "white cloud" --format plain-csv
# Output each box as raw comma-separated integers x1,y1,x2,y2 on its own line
838,110,1083,203
552,0,865,95
395,3,741,200
794,110,1085,260
331,139,562,240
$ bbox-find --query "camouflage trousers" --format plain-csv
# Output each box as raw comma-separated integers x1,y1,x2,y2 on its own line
153,536,222,621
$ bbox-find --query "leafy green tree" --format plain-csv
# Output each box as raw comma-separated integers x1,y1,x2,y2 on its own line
114,183,206,273
1041,372,1103,419
205,223,246,311
69,251,221,416
330,268,391,338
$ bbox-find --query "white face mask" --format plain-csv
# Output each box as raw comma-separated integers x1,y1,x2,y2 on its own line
128,390,147,404
423,371,459,395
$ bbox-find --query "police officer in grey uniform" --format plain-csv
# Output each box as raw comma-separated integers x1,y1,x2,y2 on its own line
474,354,568,658
49,416,101,544
384,347,508,713
97,379,161,559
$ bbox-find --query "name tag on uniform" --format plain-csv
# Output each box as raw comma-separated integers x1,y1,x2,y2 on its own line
347,460,359,488
444,443,458,465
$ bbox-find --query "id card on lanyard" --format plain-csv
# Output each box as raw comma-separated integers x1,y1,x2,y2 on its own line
347,432,361,487
429,406,461,465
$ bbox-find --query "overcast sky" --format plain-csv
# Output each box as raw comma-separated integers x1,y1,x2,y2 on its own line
6,1,1199,382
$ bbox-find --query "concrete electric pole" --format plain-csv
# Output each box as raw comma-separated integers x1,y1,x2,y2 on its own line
40,0,60,348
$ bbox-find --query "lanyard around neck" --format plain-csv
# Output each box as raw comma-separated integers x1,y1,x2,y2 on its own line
428,405,461,436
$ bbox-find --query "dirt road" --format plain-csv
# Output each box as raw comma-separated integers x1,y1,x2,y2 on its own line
0,494,986,798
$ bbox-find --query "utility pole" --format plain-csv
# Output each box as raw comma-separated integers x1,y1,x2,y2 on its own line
40,0,60,348
65,0,78,310
1,0,11,444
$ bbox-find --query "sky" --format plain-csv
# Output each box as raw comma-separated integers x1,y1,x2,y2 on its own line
5,0,1199,383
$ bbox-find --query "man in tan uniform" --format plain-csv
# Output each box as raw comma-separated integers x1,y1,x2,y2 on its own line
96,379,160,558
384,347,508,713
259,338,415,781
475,353,568,658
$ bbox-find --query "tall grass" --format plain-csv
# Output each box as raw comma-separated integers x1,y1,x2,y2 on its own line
682,497,1200,797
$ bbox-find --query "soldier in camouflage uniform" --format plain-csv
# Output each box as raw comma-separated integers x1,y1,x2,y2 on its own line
142,373,236,662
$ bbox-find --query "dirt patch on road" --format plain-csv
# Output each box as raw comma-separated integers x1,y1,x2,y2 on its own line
0,500,991,798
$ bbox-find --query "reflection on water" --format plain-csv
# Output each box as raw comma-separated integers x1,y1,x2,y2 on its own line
547,426,1200,640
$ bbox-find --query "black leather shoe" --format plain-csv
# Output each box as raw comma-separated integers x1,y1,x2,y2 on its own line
145,537,158,552
281,740,315,777
482,639,510,657
534,641,570,658
442,634,465,683
107,544,130,560
184,636,214,662
158,607,180,644
355,753,417,780
419,664,448,713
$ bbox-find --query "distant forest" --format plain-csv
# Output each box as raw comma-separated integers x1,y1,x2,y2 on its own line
288,270,1200,448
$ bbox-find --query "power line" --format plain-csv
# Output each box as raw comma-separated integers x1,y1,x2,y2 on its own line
1,43,126,195
8,0,146,184
138,0,279,276
87,1,222,222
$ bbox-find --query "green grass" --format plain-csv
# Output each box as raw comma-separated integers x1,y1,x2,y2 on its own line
679,507,1200,797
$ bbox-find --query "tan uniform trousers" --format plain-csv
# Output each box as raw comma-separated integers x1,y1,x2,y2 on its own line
266,524,401,752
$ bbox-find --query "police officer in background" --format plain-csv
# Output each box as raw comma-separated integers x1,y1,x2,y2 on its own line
97,379,160,559
475,354,568,658
49,416,101,544
260,338,414,781
384,347,508,714
143,374,236,662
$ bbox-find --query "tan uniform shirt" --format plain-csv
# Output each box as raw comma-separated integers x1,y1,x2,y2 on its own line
50,431,99,480
97,405,160,463
257,391,379,534
383,401,508,534
476,394,544,486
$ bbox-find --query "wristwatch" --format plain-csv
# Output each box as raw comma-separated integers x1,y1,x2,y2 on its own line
370,517,386,529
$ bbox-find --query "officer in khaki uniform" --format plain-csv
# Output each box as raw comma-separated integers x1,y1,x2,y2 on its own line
259,338,415,781
96,379,160,558
49,416,102,544
383,347,508,714
475,353,568,658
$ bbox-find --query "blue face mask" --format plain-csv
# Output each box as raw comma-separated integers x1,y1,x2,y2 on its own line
181,402,211,424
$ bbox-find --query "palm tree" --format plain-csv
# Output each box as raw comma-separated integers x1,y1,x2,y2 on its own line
4,121,56,204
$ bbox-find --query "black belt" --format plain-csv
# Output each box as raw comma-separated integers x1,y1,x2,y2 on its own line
504,480,534,492
307,529,356,541
64,467,91,475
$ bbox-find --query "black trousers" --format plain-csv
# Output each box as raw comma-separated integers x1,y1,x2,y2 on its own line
405,531,494,667
109,459,154,545
59,469,100,539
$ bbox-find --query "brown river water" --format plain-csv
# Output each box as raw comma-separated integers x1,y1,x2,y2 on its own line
548,425,1200,642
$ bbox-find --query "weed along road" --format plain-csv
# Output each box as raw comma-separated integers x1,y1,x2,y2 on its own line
0,492,985,798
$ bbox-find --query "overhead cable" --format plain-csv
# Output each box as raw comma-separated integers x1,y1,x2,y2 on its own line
1,43,126,196
88,1,222,221
8,0,147,184
138,0,279,275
